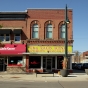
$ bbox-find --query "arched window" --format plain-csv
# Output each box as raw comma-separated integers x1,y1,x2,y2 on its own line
46,24,53,38
60,24,65,39
32,24,39,38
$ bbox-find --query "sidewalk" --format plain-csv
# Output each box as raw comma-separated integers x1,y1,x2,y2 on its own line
0,73,88,82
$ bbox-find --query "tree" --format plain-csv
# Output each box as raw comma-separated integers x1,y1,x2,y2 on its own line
73,51,81,63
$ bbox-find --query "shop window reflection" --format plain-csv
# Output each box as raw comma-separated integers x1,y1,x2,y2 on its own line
29,56,41,68
57,56,63,69
8,57,23,66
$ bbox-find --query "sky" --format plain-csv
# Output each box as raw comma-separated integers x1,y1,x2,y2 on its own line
0,0,88,53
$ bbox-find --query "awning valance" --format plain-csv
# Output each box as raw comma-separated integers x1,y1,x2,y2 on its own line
0,29,12,34
13,29,22,34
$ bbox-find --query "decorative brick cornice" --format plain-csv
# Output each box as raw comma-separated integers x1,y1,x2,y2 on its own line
27,39,74,45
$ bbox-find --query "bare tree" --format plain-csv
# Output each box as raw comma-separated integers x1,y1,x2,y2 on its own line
73,51,81,63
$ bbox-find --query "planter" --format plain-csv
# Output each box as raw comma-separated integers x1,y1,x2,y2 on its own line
85,69,88,75
60,69,69,77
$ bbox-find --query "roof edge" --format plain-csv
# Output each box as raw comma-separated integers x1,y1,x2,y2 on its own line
27,8,72,10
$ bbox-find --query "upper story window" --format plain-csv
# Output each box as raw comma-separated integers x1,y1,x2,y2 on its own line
32,24,39,38
60,24,65,39
13,29,22,42
14,34,21,42
46,24,53,38
0,34,10,42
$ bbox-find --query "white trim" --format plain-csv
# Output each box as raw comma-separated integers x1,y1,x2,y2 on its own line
41,56,43,69
21,52,75,55
23,56,26,67
55,56,57,69
70,56,72,69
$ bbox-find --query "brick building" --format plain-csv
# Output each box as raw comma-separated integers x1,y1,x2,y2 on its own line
80,51,88,63
0,8,74,73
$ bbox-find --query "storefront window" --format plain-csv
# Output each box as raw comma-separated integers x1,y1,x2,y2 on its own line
57,56,63,69
52,57,55,68
43,57,46,68
29,56,41,68
8,57,23,66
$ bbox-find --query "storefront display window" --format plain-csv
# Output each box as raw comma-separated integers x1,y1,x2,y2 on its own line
29,56,41,68
8,56,23,66
57,56,63,69
43,57,46,68
52,57,55,68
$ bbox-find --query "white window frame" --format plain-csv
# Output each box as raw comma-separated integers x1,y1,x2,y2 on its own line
46,24,53,39
14,34,21,43
32,24,39,39
0,34,10,43
60,24,65,39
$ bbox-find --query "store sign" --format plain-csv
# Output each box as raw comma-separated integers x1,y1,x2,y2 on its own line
0,44,26,55
0,47,15,50
28,46,72,53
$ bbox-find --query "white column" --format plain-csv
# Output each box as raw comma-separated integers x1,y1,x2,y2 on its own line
55,56,57,69
41,56,43,69
7,56,8,65
70,56,72,69
23,55,26,67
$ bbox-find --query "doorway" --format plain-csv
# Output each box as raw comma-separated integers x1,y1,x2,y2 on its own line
46,57,52,72
0,57,7,71
0,58,4,71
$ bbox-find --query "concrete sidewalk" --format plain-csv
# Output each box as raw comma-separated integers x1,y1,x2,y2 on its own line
0,73,88,82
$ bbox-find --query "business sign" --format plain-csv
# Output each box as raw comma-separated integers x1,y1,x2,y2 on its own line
0,44,26,55
0,47,15,50
27,46,72,53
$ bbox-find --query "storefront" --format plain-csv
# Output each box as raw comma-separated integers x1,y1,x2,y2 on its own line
0,44,26,73
26,45,74,73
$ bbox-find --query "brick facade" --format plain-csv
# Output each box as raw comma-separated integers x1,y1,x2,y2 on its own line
0,9,73,73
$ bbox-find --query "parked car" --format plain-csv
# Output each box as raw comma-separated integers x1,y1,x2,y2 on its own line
75,63,83,70
81,63,88,70
72,63,76,69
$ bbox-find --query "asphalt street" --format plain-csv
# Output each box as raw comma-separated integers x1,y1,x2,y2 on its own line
59,81,88,88
0,81,63,88
0,81,88,88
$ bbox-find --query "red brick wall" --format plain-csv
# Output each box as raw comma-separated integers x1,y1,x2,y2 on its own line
27,9,73,40
0,20,27,43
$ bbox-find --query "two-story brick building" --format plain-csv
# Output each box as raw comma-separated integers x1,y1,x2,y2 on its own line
25,9,74,73
0,12,27,72
0,8,74,73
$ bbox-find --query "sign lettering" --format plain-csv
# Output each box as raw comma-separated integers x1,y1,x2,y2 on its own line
28,46,72,53
0,47,15,50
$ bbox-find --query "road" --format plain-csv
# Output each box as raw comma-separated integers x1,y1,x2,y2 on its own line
59,81,88,88
0,81,63,88
0,80,88,88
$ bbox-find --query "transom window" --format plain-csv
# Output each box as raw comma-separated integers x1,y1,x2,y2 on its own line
32,24,39,38
0,34,10,42
14,34,21,42
46,24,53,38
60,24,65,39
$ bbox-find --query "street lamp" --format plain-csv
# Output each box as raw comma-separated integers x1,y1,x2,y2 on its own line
64,4,70,68
60,4,70,77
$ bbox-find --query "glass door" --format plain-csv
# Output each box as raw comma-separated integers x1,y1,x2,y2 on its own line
46,58,52,72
